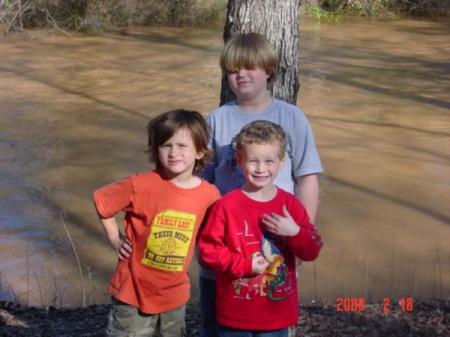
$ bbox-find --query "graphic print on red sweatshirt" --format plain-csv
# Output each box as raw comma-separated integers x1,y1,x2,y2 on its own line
232,231,294,302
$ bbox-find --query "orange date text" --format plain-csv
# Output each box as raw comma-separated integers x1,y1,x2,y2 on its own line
336,297,366,312
384,297,415,313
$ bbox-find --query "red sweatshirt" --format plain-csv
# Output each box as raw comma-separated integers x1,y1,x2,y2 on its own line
198,188,322,330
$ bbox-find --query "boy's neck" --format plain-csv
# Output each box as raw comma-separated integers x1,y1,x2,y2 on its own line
241,183,277,202
161,169,201,189
237,93,272,113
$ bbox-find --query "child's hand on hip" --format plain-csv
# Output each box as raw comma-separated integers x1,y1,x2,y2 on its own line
262,205,300,237
112,236,132,260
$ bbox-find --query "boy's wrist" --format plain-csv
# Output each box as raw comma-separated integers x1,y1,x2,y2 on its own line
109,234,123,250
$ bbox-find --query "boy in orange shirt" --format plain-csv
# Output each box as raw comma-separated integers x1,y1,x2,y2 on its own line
93,109,220,337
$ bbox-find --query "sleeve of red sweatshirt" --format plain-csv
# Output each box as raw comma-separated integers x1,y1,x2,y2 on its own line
286,197,323,261
198,201,253,278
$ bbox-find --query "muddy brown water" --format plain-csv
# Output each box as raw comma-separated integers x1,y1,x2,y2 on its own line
0,19,449,307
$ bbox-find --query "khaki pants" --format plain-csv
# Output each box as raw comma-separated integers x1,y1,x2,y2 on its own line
106,297,186,337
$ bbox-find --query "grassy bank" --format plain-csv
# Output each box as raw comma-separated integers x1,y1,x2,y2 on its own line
303,0,449,21
1,0,449,34
0,0,228,33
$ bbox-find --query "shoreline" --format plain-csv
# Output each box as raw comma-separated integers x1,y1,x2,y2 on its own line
1,299,448,337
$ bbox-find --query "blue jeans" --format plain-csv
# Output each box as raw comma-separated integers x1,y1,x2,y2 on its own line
218,325,288,337
199,277,218,337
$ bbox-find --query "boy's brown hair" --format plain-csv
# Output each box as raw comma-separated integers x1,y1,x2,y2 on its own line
233,120,287,160
220,32,279,85
147,109,211,173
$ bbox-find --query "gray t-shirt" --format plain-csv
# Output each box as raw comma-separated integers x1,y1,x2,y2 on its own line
201,98,323,195
199,99,323,279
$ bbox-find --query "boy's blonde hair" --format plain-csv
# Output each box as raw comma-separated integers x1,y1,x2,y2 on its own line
233,120,287,160
220,32,279,85
147,109,211,173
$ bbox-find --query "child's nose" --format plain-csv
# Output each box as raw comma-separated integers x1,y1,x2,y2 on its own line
237,68,247,77
255,162,264,172
168,147,178,156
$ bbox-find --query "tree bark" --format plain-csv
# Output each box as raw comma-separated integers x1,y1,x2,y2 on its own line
221,0,301,105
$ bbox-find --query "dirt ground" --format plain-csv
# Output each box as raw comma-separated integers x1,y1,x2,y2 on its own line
0,299,448,337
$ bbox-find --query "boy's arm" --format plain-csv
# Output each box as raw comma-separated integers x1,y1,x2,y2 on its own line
100,217,132,260
287,200,322,261
262,203,322,261
296,174,319,223
290,107,322,223
287,219,322,261
93,177,134,259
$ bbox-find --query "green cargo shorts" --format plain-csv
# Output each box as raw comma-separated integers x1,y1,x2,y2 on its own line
106,297,186,337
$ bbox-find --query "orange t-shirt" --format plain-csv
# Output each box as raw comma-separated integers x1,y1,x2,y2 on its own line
93,170,219,314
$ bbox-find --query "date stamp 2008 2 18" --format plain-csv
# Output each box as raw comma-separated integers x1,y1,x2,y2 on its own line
336,297,415,313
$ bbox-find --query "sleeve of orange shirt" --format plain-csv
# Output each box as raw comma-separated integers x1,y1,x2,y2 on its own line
93,176,135,219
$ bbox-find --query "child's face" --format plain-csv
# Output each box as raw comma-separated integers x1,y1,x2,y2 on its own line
158,127,203,180
237,142,285,191
227,66,269,102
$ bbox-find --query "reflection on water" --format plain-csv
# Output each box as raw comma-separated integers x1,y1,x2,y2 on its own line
0,20,449,307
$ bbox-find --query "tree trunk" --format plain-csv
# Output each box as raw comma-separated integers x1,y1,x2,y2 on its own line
221,0,301,105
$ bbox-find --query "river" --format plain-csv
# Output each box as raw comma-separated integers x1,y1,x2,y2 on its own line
0,18,449,307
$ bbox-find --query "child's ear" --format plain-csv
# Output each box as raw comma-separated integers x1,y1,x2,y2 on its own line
195,150,205,160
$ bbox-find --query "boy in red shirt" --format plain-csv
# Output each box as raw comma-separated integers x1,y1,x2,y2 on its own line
198,120,322,337
93,109,220,337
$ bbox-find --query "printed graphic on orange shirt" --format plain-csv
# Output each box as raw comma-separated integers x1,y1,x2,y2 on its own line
142,209,197,272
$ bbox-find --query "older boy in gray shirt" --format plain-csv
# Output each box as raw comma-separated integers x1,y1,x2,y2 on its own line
199,32,323,337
